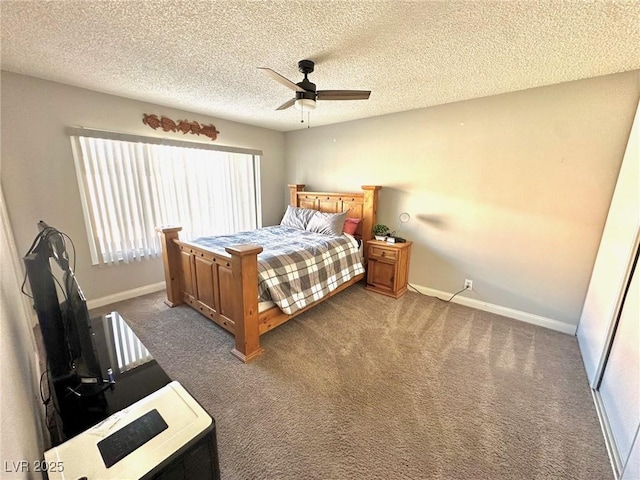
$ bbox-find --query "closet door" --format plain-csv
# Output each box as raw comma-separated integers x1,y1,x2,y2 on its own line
576,97,639,479
598,250,639,476
577,99,640,386
623,432,640,480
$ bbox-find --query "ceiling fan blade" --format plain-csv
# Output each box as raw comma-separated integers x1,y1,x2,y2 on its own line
317,90,371,101
258,67,304,92
276,98,296,110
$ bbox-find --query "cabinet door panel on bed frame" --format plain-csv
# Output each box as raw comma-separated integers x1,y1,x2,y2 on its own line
298,197,316,210
318,197,342,213
195,256,215,309
180,250,195,299
342,200,363,217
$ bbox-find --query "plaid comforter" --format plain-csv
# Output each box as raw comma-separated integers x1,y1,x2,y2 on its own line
189,226,365,314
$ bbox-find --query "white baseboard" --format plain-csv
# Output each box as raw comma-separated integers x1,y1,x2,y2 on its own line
408,283,577,335
87,281,166,311
86,281,576,335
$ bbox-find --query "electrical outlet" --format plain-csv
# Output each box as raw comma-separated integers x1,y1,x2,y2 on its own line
464,279,473,291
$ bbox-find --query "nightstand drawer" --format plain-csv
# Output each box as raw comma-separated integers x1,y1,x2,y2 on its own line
369,245,398,261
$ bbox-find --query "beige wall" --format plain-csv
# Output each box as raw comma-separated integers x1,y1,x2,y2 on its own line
3,70,638,326
285,71,640,326
1,185,45,472
1,71,286,301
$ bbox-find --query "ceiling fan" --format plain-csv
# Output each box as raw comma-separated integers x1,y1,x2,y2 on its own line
258,59,371,111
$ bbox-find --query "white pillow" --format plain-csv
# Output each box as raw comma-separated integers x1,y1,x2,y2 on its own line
306,211,347,236
280,205,318,230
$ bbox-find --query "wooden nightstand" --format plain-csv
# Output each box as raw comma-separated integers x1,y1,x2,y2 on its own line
365,240,412,298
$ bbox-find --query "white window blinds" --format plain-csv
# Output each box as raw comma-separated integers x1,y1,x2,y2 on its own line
70,130,261,265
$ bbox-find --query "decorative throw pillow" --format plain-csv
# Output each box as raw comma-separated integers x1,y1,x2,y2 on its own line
306,211,348,236
343,217,360,235
344,218,360,235
280,205,318,230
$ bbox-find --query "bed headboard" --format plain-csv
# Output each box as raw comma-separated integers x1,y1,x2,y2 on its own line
288,184,381,243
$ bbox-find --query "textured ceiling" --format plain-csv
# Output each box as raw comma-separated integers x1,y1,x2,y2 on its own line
1,1,639,132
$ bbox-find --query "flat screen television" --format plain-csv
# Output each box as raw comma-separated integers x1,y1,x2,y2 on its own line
23,222,105,396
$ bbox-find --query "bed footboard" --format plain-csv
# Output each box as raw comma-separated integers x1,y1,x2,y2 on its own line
157,226,264,362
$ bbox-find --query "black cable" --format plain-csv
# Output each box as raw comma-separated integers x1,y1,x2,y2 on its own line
21,225,77,300
408,283,470,303
39,369,50,405
20,274,33,298
66,232,76,273
65,380,113,399
21,228,49,298
21,225,73,296
23,228,46,257
39,368,60,440
43,227,76,273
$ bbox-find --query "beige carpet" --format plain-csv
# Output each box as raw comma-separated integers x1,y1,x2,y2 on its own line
92,284,612,480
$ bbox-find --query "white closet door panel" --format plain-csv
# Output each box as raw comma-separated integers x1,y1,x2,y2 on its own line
622,428,639,480
577,99,640,386
600,261,640,470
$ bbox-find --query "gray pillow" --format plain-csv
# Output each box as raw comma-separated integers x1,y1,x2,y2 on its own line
280,205,318,230
306,211,347,236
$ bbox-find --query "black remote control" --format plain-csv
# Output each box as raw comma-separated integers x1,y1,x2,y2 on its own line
97,409,168,468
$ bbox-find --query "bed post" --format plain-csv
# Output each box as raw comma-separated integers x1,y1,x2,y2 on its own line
157,226,184,308
361,185,381,245
288,184,305,206
226,244,265,363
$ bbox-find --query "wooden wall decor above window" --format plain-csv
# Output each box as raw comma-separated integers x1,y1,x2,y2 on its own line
142,114,220,141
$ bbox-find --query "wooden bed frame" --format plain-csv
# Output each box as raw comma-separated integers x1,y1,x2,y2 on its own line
157,184,381,362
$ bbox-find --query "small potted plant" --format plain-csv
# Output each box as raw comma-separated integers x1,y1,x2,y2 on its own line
373,224,389,241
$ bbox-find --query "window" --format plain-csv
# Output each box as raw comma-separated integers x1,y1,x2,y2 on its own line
69,128,262,265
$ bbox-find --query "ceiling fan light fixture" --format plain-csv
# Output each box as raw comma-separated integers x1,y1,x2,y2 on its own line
294,98,316,110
